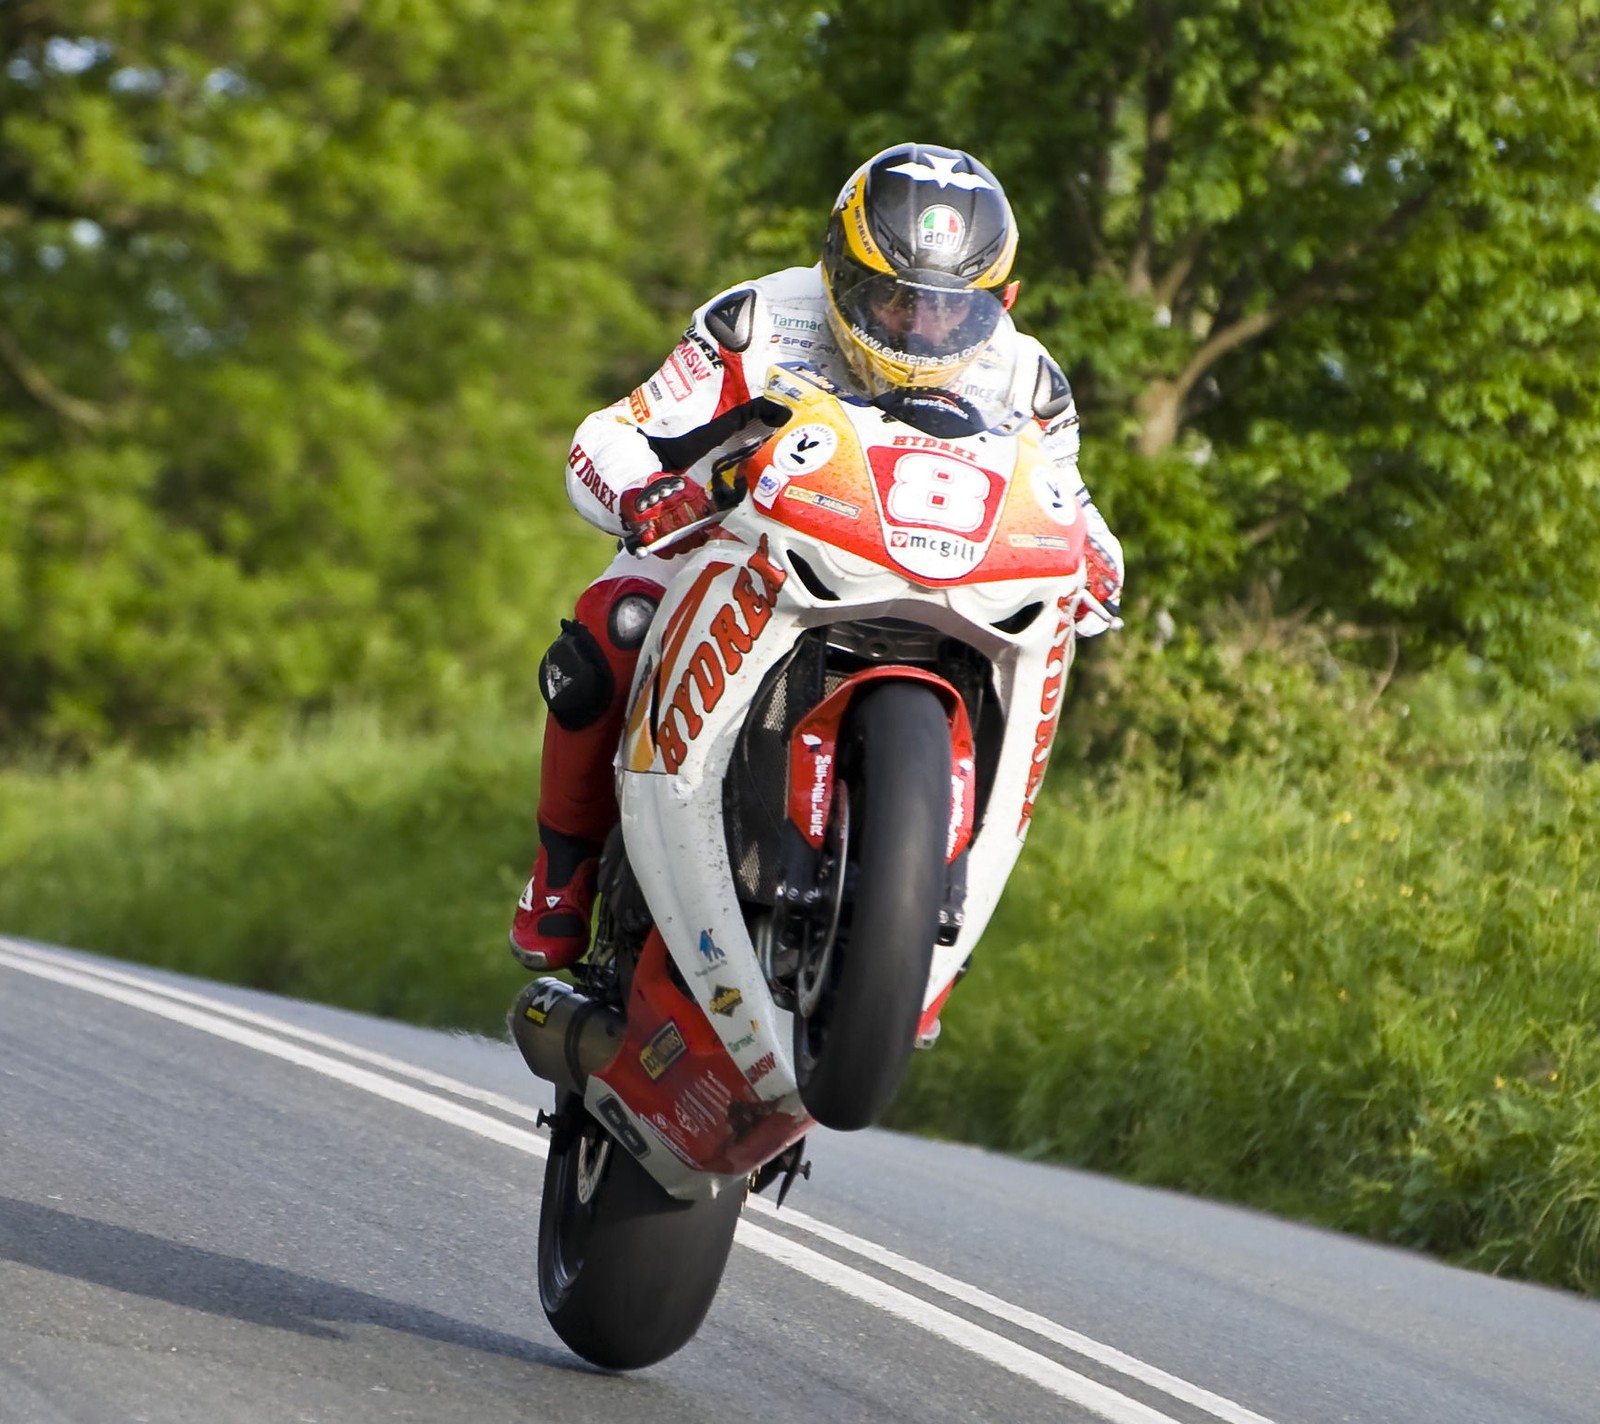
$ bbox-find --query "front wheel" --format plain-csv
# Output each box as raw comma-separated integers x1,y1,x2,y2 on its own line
537,1092,744,1369
795,681,951,1131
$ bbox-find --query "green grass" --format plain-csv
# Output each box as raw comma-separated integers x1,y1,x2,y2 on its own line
2,683,1597,1295
0,711,542,1033
892,747,1600,1294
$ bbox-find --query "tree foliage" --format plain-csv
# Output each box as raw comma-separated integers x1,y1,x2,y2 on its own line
727,0,1600,675
0,0,726,751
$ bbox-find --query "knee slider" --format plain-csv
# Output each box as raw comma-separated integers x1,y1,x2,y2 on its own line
539,619,615,731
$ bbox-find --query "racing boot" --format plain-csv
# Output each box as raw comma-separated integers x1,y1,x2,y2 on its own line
510,823,600,972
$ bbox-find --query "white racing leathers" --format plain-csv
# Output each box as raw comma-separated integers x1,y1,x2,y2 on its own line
564,264,1124,634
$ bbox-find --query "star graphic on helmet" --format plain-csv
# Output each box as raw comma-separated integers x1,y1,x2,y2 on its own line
886,154,993,191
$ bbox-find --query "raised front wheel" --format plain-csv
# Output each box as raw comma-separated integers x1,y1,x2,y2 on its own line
795,681,951,1131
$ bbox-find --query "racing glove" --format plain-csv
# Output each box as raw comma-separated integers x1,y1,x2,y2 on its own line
619,473,715,553
1078,534,1123,627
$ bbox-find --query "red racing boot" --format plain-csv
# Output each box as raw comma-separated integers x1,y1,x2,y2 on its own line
510,823,600,972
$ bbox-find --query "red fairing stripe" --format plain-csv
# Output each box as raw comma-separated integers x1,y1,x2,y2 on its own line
1016,595,1076,836
787,668,977,862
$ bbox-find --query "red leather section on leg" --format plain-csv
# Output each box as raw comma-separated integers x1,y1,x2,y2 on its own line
536,574,664,844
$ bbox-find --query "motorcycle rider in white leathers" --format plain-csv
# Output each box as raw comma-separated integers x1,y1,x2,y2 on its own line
511,142,1125,972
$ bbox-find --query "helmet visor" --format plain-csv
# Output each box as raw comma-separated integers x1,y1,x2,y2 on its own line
834,271,1003,379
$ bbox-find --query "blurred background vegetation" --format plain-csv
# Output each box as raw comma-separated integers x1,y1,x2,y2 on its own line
3,1,1598,1291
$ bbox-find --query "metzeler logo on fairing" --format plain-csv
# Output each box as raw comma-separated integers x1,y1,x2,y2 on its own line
656,539,788,773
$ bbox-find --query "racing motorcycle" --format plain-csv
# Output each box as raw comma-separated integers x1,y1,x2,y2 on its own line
510,312,1102,1370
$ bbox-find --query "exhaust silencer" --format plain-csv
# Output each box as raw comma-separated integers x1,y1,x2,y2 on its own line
509,978,626,1095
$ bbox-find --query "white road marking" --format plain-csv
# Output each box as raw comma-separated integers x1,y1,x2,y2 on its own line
1,938,1279,1424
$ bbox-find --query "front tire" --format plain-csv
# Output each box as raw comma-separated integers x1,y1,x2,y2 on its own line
796,681,950,1131
538,1092,744,1369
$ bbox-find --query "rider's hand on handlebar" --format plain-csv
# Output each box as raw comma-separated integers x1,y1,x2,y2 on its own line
620,473,715,553
1078,535,1122,626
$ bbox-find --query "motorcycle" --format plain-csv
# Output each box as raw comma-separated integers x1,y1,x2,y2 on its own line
510,323,1102,1369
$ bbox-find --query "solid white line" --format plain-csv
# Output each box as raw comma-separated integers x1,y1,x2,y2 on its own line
0,936,548,1125
1,939,1278,1424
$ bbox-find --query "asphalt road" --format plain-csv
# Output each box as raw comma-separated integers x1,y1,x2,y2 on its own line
2,934,1597,1424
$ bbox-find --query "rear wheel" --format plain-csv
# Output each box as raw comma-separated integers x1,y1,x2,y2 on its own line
538,1092,744,1369
795,682,950,1131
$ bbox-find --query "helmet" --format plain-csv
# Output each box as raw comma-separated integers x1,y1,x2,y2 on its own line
822,143,1018,396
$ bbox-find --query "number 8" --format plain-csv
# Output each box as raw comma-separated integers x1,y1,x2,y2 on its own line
887,453,990,533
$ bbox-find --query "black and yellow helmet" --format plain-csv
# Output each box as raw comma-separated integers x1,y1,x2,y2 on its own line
822,143,1018,395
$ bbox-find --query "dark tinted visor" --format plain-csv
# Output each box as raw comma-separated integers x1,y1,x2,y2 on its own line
835,271,1003,370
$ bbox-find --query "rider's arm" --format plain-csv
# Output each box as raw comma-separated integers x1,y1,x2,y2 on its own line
564,284,781,537
1029,348,1124,635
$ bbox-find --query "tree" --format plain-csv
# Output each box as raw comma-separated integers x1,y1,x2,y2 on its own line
726,0,1600,674
0,0,727,751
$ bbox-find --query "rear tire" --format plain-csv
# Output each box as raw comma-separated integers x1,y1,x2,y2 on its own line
538,1092,744,1369
796,682,950,1131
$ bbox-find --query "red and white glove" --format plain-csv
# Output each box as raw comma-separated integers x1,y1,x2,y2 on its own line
1078,535,1122,627
619,473,715,552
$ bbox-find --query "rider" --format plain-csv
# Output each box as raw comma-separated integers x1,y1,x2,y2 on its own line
511,142,1124,972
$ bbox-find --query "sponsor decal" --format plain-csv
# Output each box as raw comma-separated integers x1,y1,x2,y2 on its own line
708,984,743,1017
567,445,616,512
640,1019,688,1081
1008,532,1076,551
805,743,833,839
772,313,822,331
771,423,839,476
517,877,536,912
725,1030,758,1053
672,337,715,387
697,930,726,967
889,529,980,563
656,538,789,773
745,1051,777,1086
886,154,993,190
1018,601,1076,835
660,358,691,402
683,329,723,368
1031,466,1080,527
890,433,982,458
595,1093,651,1158
767,373,807,401
784,486,860,519
627,387,651,424
646,1070,734,1153
754,468,790,509
520,980,564,1026
851,201,880,263
918,204,965,252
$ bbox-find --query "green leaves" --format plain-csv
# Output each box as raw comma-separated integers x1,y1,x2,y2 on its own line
1,0,727,752
728,0,1600,674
